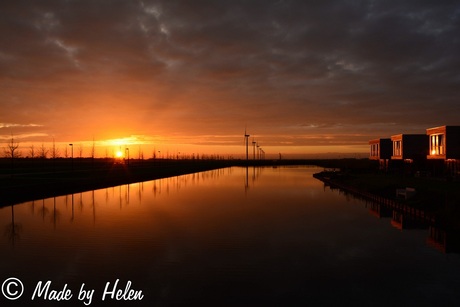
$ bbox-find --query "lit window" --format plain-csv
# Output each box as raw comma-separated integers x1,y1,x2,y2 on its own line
430,134,445,155
370,144,379,157
393,140,401,156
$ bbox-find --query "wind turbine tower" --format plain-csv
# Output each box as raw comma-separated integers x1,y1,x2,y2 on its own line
252,138,256,160
244,129,250,161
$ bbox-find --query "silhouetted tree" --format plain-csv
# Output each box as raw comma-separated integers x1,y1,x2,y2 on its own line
4,134,21,162
29,144,36,158
91,137,95,159
51,138,60,159
77,143,83,158
50,138,60,172
138,145,144,160
4,135,21,175
90,137,96,169
39,143,48,159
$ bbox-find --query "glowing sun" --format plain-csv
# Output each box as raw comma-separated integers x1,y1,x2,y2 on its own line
116,151,123,158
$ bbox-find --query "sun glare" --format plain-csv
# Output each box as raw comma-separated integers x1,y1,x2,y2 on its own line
116,151,123,158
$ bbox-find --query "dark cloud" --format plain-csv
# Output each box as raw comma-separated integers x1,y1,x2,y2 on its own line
1,0,459,151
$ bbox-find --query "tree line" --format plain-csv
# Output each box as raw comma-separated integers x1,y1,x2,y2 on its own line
3,136,89,159
2,135,233,161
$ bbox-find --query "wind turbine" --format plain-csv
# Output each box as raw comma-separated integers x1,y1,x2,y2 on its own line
244,128,250,161
252,137,257,160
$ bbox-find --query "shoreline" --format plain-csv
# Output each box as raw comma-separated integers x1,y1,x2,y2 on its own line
313,171,460,253
0,160,235,207
312,170,460,232
0,158,374,207
0,158,315,207
312,171,436,223
313,170,460,253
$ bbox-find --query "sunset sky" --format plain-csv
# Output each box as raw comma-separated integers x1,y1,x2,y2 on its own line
1,1,460,158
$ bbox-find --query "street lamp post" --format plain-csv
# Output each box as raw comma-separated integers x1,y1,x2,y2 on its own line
69,144,73,171
125,148,129,166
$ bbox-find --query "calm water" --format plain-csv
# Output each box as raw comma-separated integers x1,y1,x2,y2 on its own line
1,166,460,306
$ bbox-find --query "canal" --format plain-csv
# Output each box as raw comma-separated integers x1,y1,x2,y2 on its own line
1,166,460,306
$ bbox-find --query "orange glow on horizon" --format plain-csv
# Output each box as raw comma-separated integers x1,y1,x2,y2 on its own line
8,133,369,159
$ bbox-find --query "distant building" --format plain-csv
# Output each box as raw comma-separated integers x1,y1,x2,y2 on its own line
390,134,428,174
426,125,460,177
369,138,392,170
390,134,428,161
427,126,460,159
368,127,460,177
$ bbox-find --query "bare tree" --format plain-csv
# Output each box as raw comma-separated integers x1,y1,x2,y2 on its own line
63,145,69,158
91,137,95,159
51,138,60,159
138,145,143,160
77,143,83,158
4,134,21,159
29,144,36,158
3,135,20,174
39,143,49,159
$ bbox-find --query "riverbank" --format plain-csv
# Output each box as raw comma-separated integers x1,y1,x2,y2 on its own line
0,159,236,207
0,157,378,207
0,158,322,207
313,170,460,230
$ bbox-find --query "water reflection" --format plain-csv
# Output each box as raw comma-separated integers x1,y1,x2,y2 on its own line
427,226,460,253
244,166,265,194
2,166,459,256
4,205,22,246
1,166,460,306
391,210,428,231
321,181,459,254
51,197,60,229
0,168,234,242
367,202,392,218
